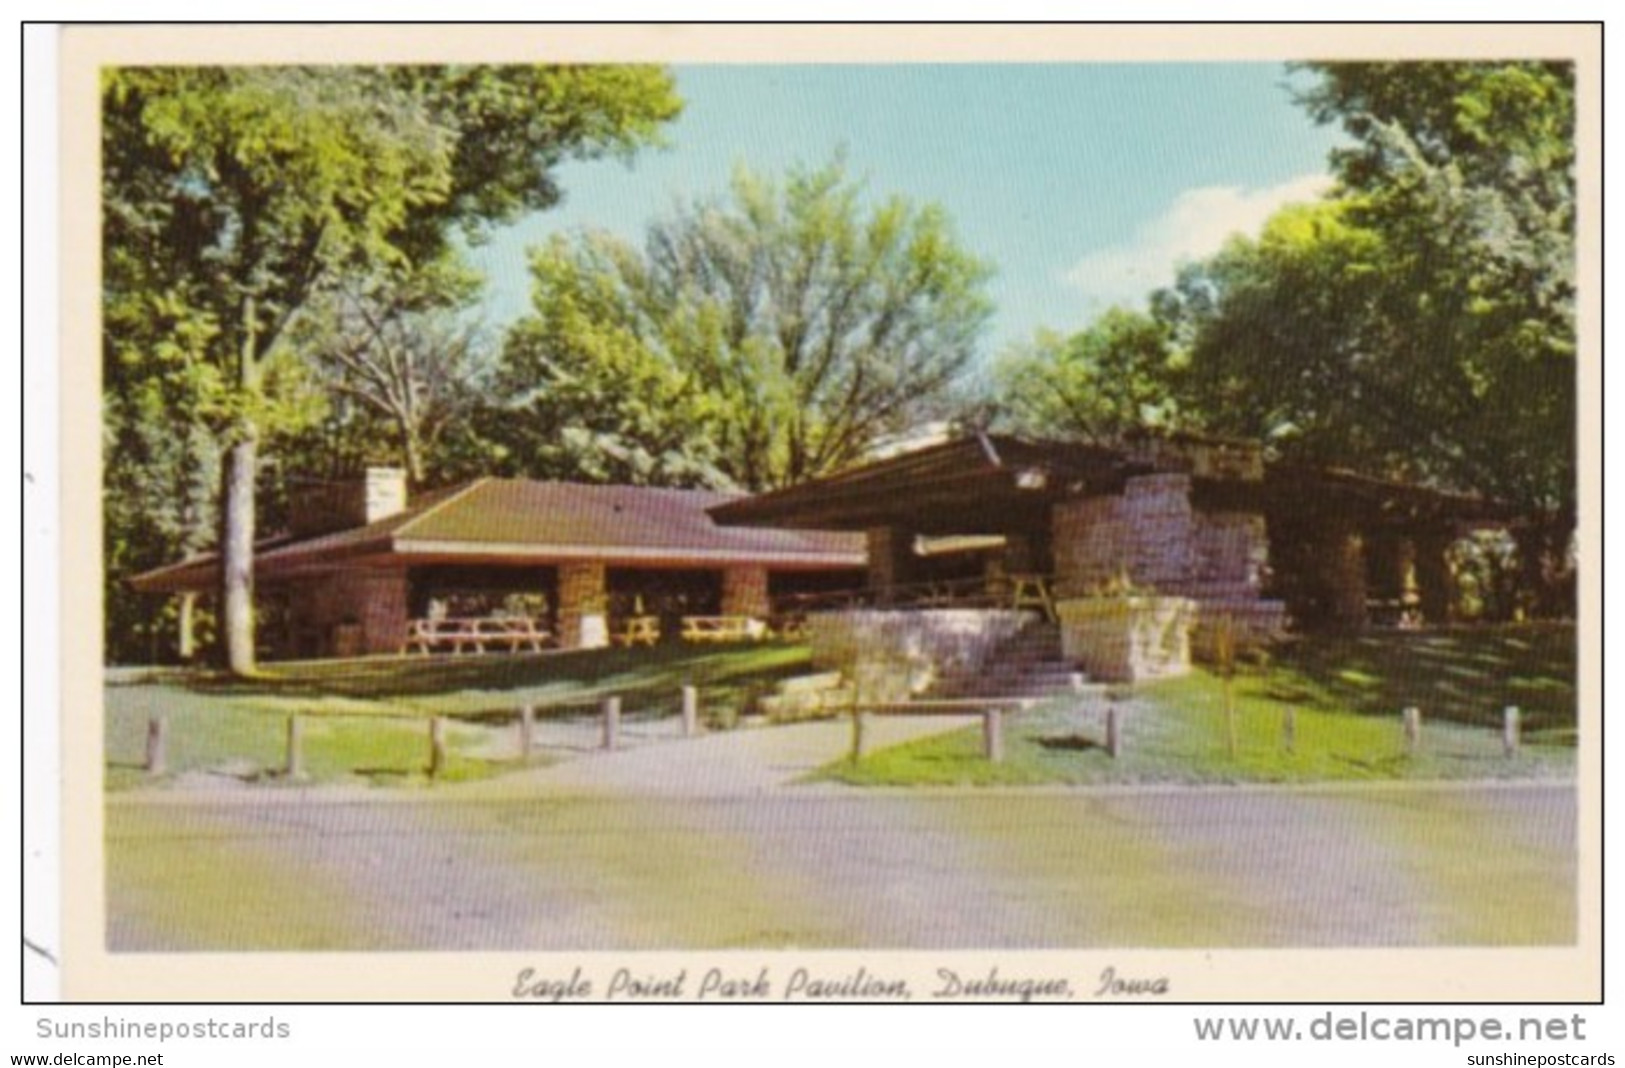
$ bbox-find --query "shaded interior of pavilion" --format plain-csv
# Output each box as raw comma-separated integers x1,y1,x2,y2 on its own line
711,433,1555,631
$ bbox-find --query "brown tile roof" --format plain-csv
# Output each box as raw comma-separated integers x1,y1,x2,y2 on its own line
395,480,865,562
129,479,866,593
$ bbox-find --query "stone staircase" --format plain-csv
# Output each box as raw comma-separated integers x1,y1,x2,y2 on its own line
925,620,1090,699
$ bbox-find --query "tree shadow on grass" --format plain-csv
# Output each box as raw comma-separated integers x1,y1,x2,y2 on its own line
1259,624,1575,734
178,642,815,706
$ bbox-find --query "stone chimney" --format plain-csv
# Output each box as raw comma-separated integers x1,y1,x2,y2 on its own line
288,467,409,538
361,467,408,524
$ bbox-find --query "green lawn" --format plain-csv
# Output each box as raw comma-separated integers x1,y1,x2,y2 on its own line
1255,623,1575,735
106,641,812,790
822,626,1577,787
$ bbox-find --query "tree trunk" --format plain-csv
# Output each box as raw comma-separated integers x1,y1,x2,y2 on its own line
401,424,426,486
217,432,259,675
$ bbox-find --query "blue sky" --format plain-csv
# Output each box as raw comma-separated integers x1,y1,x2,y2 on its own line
472,63,1349,353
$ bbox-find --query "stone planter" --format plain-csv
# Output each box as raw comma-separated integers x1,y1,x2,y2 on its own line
1055,596,1197,682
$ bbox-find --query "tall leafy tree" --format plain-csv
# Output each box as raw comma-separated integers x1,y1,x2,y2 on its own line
1296,61,1576,515
989,308,1180,444
1156,61,1574,505
1149,61,1576,615
103,64,681,671
292,256,493,486
501,158,995,491
485,235,730,488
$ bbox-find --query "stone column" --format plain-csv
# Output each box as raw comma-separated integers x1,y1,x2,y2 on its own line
1413,531,1458,625
1121,473,1196,590
1322,523,1368,629
721,565,771,618
558,561,609,649
865,526,914,604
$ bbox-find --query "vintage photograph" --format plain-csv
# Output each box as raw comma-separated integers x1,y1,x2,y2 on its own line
61,25,1597,1001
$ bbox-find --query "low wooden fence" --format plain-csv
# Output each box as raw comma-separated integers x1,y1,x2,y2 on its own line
840,698,1040,763
134,697,1536,779
1093,702,1530,760
138,683,713,782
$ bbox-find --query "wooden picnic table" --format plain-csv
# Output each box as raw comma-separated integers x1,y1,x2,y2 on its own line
613,615,661,647
402,617,551,656
1006,572,1056,620
681,615,769,643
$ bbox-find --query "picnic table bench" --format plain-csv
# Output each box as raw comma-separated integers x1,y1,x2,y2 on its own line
402,617,551,656
680,615,769,643
613,615,661,647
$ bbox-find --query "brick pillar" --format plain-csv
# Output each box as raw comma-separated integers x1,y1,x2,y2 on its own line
356,571,409,655
558,561,609,649
721,565,771,618
1413,531,1458,625
866,526,914,604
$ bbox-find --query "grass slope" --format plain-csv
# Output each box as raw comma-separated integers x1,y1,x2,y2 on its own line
106,642,811,790
823,626,1576,787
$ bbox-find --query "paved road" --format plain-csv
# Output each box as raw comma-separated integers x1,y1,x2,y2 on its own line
107,746,1576,951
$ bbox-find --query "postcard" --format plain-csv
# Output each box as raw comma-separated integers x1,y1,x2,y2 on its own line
48,22,1601,1003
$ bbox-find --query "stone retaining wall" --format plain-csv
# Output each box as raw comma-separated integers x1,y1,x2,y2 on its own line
806,609,1033,700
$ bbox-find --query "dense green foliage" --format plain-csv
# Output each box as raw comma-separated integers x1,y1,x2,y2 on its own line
283,256,496,486
488,158,995,491
105,61,1580,663
1161,61,1576,513
993,61,1576,613
989,308,1180,444
103,64,681,665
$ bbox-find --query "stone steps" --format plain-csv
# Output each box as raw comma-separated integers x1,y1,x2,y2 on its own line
926,622,1088,699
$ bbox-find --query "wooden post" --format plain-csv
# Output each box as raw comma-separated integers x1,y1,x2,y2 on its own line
518,703,535,763
145,716,167,776
681,685,699,738
602,696,621,751
429,716,448,778
849,709,869,762
1282,708,1297,755
284,714,304,779
1503,705,1521,758
983,708,1005,763
1403,706,1422,754
1105,705,1122,760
